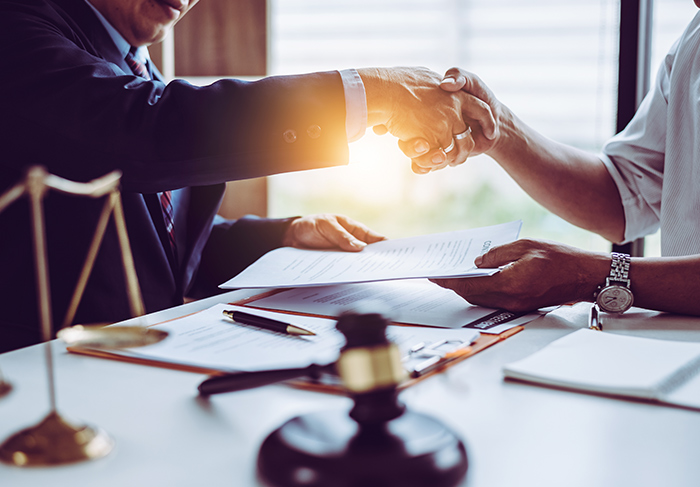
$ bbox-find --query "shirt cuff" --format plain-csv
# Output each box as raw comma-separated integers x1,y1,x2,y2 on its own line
339,69,367,143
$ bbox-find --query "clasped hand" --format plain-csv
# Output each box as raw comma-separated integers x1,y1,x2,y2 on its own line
363,67,502,174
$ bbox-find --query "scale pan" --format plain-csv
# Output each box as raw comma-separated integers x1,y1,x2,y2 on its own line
58,325,168,349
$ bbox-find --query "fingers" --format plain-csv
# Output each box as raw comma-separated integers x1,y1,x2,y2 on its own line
398,92,495,175
335,215,386,245
367,66,498,175
398,138,432,159
476,241,534,269
440,68,499,141
435,240,584,312
450,127,475,166
400,138,440,160
288,214,386,252
315,217,368,251
373,124,389,136
457,93,497,141
404,128,476,174
441,67,496,109
411,160,431,175
430,276,501,309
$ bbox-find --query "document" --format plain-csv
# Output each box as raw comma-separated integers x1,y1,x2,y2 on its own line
246,279,541,333
247,279,502,329
91,304,480,373
503,329,700,410
220,221,522,289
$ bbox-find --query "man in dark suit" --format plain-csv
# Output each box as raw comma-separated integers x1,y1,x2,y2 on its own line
0,0,489,352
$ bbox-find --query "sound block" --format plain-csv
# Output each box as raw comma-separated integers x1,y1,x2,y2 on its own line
258,409,468,487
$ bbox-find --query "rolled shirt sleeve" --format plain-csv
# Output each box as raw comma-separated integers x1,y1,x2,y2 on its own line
599,11,700,256
599,41,672,244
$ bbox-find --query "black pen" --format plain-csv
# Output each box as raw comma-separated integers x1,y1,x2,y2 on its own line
198,363,331,396
222,310,316,336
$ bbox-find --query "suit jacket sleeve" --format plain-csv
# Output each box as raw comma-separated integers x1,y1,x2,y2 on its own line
0,0,350,193
0,0,353,352
187,214,299,299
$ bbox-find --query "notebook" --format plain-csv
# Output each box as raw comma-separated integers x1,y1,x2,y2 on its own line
503,329,700,410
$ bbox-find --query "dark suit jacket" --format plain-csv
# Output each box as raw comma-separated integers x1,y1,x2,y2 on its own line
0,0,349,352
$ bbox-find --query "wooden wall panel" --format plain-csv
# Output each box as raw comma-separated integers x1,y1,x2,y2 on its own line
149,42,163,74
173,0,267,77
172,0,268,219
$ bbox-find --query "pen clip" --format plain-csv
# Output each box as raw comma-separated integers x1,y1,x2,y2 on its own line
589,304,603,332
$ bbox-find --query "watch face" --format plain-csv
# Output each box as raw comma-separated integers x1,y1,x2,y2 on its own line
597,285,633,313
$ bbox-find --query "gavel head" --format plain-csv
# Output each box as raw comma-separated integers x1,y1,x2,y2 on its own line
335,309,407,424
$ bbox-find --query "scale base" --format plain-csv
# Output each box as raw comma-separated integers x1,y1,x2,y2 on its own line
0,411,113,466
258,409,468,487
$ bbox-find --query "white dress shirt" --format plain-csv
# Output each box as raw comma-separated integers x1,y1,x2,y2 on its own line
600,11,700,256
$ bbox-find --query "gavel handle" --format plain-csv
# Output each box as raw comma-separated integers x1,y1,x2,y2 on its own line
197,363,332,396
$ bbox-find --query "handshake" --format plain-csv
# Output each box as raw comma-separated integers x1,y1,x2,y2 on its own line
357,67,502,174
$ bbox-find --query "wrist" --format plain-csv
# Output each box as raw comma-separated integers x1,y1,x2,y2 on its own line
281,217,302,247
578,252,615,303
357,67,393,127
484,104,516,159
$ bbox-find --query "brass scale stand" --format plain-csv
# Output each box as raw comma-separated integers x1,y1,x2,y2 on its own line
0,167,167,466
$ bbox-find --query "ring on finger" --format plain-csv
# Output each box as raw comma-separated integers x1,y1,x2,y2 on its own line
454,127,472,140
443,139,456,153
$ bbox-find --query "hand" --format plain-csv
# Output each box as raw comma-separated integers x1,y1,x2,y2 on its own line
430,239,609,312
399,67,501,174
358,67,471,155
282,214,386,252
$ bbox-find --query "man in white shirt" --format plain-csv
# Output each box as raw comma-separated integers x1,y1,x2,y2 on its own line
402,4,700,317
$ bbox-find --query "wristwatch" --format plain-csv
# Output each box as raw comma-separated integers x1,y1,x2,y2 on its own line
595,252,633,314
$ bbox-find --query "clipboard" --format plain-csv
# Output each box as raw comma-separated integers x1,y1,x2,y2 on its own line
68,296,525,395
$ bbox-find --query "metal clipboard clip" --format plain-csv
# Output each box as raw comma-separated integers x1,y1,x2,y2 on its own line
403,339,473,378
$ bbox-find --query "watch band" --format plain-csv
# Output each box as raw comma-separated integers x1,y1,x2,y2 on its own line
608,252,631,285
595,252,633,314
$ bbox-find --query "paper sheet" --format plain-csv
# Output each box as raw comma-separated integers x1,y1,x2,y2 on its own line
220,221,522,289
112,304,480,373
247,279,499,329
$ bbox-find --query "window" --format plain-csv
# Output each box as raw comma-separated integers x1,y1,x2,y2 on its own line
268,0,697,252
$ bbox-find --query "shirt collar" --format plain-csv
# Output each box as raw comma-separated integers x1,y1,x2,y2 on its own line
84,1,149,63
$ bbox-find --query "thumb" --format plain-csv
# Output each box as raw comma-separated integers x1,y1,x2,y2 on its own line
474,243,519,268
440,68,467,92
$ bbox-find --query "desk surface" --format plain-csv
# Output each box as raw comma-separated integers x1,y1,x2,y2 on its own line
2,292,700,487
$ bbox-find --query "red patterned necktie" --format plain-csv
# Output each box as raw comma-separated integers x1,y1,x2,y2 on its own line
125,48,150,80
125,48,177,258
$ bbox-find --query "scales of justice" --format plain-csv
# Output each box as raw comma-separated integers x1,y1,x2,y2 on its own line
0,166,167,466
0,167,470,483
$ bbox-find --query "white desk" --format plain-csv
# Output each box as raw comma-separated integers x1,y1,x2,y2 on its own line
2,292,700,487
